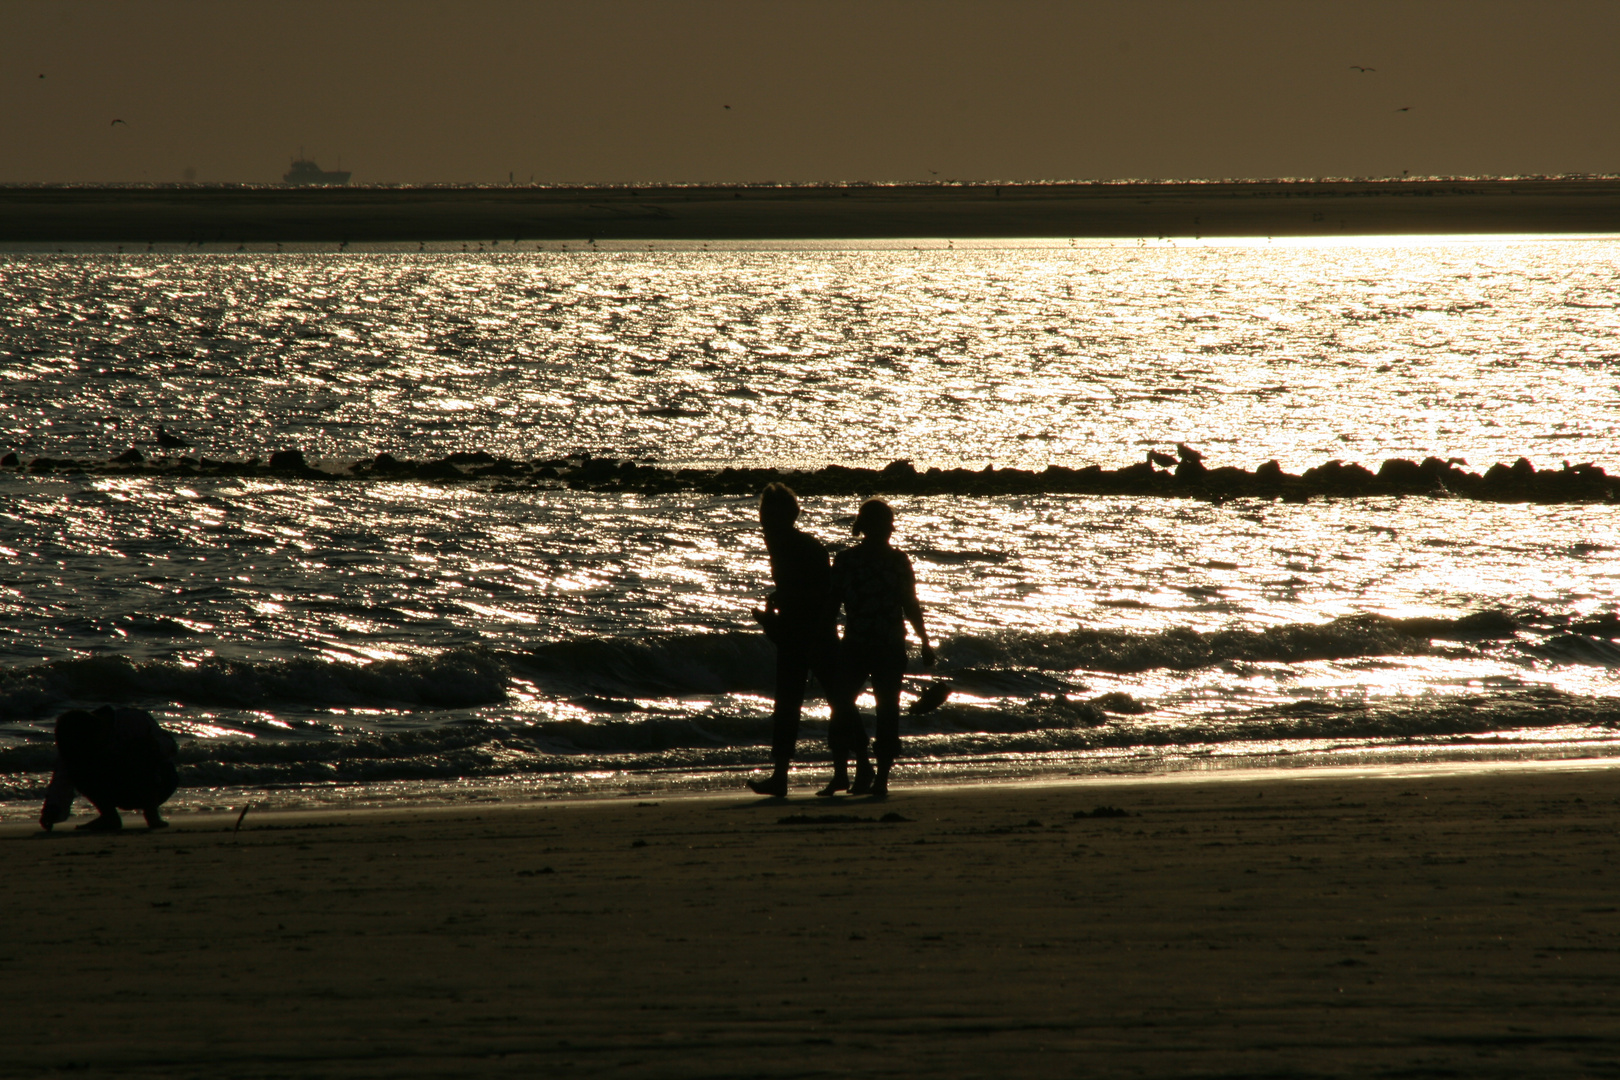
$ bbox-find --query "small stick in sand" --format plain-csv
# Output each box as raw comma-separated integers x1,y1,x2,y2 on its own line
234,803,253,832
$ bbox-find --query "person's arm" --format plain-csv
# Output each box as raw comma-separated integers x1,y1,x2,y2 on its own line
900,556,935,666
40,767,75,830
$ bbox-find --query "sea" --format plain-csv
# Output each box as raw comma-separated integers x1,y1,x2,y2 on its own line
3,234,1618,819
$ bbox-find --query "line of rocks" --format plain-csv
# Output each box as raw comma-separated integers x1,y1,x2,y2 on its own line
2,447,1615,504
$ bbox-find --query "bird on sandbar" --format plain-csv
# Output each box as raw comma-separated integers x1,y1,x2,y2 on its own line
1148,450,1177,469
154,424,191,449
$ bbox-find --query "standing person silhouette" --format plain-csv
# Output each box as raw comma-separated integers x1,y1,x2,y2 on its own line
833,499,935,797
748,483,871,798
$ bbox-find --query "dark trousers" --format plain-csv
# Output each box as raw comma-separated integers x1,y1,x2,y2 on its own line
843,640,908,764
771,629,869,762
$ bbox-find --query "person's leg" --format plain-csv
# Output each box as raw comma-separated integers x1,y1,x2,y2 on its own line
136,758,179,829
812,635,869,796
749,641,809,797
56,708,123,829
870,646,908,797
72,781,123,830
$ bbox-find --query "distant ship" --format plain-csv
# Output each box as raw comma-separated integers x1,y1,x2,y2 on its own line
283,157,351,186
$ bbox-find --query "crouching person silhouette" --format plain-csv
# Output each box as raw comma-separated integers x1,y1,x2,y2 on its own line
833,499,935,798
40,706,179,832
748,483,871,798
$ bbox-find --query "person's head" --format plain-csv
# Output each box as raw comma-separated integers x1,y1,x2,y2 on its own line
759,483,801,530
852,498,895,542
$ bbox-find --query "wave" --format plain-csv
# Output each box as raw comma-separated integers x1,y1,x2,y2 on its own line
0,612,1528,720
942,611,1518,675
0,649,508,721
510,632,776,697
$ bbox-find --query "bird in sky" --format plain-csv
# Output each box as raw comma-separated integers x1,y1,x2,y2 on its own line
1395,106,1411,112
1349,65,1375,72
723,104,731,109
110,118,126,126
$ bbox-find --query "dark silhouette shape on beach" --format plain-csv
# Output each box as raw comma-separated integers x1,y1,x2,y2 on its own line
747,483,869,799
1148,450,1176,468
832,499,935,798
1349,65,1375,72
40,706,179,832
154,424,191,449
908,681,951,716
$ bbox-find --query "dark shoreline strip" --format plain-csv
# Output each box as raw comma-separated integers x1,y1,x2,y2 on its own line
4,178,1620,243
4,448,1614,505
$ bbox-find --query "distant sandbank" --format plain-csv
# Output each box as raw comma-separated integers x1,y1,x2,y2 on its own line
4,177,1620,244
4,763,1618,1078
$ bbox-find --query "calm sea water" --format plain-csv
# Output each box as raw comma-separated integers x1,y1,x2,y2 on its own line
3,237,1618,815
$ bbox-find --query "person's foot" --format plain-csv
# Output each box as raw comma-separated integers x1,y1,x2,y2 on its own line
143,810,169,830
815,775,849,797
850,762,875,796
747,774,789,798
869,768,890,799
76,814,122,832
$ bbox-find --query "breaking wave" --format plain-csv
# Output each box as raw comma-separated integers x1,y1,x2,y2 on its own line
0,613,1522,720
0,649,510,721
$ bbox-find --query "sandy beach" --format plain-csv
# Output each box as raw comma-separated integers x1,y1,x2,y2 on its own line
4,178,1620,244
3,763,1617,1078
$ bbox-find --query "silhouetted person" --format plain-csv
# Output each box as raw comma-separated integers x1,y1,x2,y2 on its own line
748,483,870,798
833,499,935,798
39,706,179,832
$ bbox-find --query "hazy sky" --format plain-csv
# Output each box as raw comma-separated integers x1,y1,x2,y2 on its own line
4,0,1616,185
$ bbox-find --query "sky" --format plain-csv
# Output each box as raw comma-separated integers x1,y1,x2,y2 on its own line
3,0,1617,186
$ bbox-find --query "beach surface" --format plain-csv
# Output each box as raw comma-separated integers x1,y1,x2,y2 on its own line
4,763,1618,1078
5,178,1620,244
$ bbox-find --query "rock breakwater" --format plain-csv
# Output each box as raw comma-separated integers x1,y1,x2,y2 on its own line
3,448,1615,504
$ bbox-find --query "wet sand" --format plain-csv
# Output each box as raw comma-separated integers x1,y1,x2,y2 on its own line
3,763,1618,1078
5,178,1620,244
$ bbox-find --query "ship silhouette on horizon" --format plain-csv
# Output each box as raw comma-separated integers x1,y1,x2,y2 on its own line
283,152,351,186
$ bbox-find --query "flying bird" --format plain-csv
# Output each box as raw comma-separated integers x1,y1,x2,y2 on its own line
723,104,731,109
1395,106,1411,112
110,118,126,126
1349,65,1375,72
